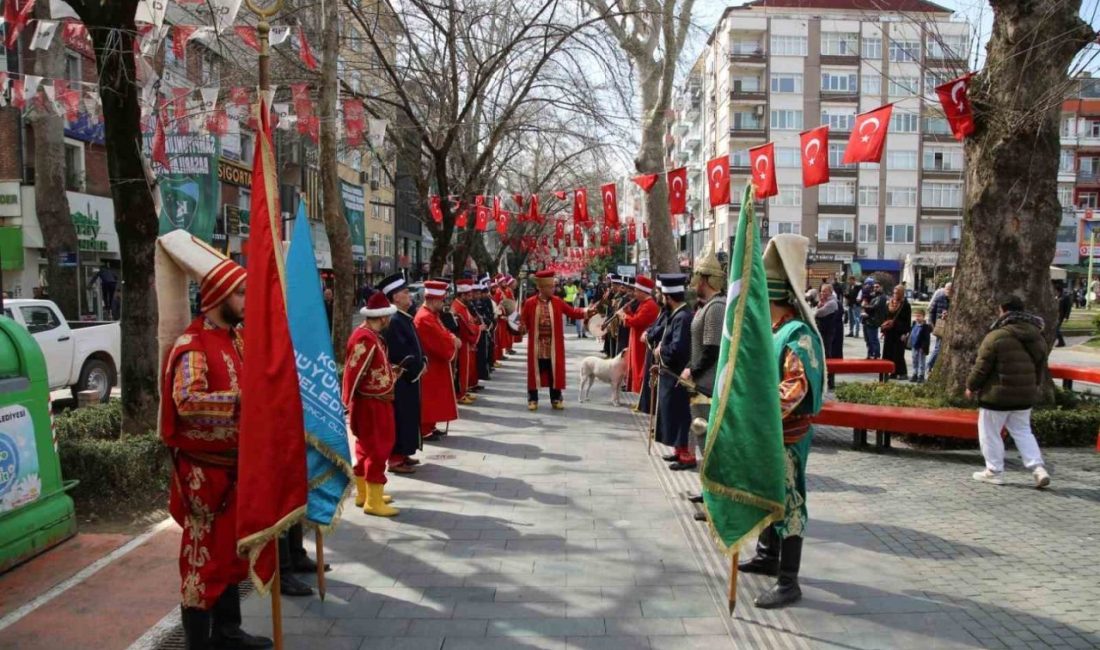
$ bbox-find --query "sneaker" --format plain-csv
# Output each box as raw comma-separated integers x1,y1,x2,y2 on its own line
1033,466,1051,489
972,469,1005,485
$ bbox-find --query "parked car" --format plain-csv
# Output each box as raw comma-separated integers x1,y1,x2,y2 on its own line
1,299,121,402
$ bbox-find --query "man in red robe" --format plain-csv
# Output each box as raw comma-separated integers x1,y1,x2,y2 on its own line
154,231,272,650
621,275,659,395
519,269,594,410
414,280,460,439
451,279,482,405
342,291,400,517
504,275,520,350
491,276,508,363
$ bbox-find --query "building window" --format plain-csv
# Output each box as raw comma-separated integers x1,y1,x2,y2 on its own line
888,77,919,97
862,37,882,60
927,34,968,60
828,142,856,168
731,149,751,167
775,147,801,167
770,221,802,236
770,35,807,56
886,186,918,207
818,218,854,243
821,71,857,92
923,70,950,97
734,75,762,92
921,223,957,244
65,52,82,82
885,223,915,243
821,32,858,56
732,111,763,130
1090,121,1100,138
1079,192,1099,208
886,150,918,170
820,181,856,205
889,40,920,62
859,185,879,207
862,74,881,95
1058,184,1074,207
924,146,964,171
822,108,855,131
889,111,919,133
769,186,802,207
64,141,85,191
770,109,803,130
770,73,803,94
858,223,878,243
921,182,963,208
923,116,951,135
731,39,764,56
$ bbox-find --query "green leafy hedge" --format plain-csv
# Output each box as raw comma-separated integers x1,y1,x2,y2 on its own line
834,382,1100,447
55,401,169,511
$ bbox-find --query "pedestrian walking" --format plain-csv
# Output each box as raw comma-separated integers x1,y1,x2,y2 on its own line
844,276,862,337
928,282,952,368
881,285,911,379
860,282,887,359
908,308,931,382
1055,282,1072,347
966,295,1051,489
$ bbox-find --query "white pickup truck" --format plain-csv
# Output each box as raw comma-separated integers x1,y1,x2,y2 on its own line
1,299,121,402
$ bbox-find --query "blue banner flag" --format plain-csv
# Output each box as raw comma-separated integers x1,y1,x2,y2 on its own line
286,200,353,527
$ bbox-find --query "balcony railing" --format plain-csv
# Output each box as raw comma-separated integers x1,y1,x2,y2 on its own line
1077,171,1100,183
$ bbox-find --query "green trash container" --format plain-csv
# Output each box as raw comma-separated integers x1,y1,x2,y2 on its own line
0,315,77,573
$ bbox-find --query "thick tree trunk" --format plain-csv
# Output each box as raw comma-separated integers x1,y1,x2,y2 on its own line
31,1,77,319
428,156,455,275
89,15,159,434
637,60,677,273
319,0,354,361
933,0,1094,399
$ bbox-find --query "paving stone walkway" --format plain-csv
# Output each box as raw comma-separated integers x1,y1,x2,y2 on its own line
236,336,1100,650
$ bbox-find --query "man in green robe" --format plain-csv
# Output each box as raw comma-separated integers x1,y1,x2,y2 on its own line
737,234,825,609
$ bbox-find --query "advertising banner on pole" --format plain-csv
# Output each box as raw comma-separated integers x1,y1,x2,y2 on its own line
155,134,222,244
340,181,366,262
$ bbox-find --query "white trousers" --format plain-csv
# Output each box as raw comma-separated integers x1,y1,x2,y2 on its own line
978,408,1045,473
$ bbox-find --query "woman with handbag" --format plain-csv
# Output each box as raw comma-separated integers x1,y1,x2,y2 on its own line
881,285,911,380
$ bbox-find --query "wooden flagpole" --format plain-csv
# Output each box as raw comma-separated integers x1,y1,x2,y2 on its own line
272,544,284,650
646,375,657,455
727,553,739,615
315,529,327,601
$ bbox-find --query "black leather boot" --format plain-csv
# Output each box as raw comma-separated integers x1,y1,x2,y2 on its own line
287,523,330,574
278,536,314,597
738,525,779,576
210,584,273,649
181,606,211,650
755,535,803,609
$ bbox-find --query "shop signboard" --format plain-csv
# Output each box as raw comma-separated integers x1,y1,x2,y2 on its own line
68,193,119,255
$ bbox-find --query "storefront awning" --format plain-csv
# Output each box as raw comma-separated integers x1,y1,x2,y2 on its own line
854,258,902,273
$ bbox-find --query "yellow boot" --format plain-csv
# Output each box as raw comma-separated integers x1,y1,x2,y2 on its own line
364,483,399,517
383,493,394,504
354,476,367,508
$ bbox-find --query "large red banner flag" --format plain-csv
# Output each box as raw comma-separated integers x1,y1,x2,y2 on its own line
935,74,975,141
843,104,893,164
527,194,540,224
601,183,619,229
475,196,489,231
706,155,730,208
236,96,308,593
749,143,778,200
573,188,590,224
633,174,658,193
668,167,688,215
800,125,830,188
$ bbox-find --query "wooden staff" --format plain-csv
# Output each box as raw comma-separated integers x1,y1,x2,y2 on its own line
315,529,327,602
727,553,739,615
646,372,657,455
272,542,284,650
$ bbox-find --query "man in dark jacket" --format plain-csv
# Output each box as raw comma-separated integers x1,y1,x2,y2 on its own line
928,282,951,368
1055,282,1072,348
844,276,862,337
965,295,1051,489
860,283,887,359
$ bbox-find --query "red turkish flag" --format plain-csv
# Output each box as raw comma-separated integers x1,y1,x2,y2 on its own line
492,196,502,222
573,223,583,246
4,0,35,49
430,195,443,223
843,104,893,164
554,219,565,242
935,74,975,140
475,196,489,231
299,26,319,70
601,183,619,229
230,87,250,109
573,188,590,224
455,209,468,228
705,156,730,208
235,26,260,52
600,229,609,246
512,193,525,210
800,125,830,188
527,194,540,224
633,174,658,193
173,26,197,60
152,108,170,170
667,167,687,215
553,190,567,201
749,143,778,200
612,229,622,245
627,220,637,245
496,211,509,235
236,99,308,593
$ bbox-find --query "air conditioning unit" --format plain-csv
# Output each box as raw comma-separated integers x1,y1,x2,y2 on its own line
360,171,369,184
370,180,380,191
754,105,765,116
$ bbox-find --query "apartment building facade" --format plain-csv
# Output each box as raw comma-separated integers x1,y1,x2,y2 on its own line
668,0,971,290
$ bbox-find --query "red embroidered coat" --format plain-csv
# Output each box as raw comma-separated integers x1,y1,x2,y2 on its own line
520,295,586,391
451,299,481,395
413,306,458,425
159,317,248,610
623,298,659,393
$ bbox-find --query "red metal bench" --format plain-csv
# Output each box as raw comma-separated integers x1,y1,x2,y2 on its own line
812,401,979,450
826,358,896,383
1048,363,1100,392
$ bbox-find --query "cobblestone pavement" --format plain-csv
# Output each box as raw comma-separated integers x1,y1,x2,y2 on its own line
237,337,1100,650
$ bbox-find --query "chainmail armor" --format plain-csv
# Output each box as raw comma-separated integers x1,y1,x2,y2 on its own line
689,294,726,396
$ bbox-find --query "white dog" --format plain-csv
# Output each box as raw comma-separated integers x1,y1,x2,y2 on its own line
579,350,628,405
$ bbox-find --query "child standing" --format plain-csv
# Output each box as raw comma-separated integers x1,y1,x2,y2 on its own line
909,308,932,383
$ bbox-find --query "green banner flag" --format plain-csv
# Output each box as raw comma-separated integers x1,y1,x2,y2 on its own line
702,182,786,554
156,134,222,243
